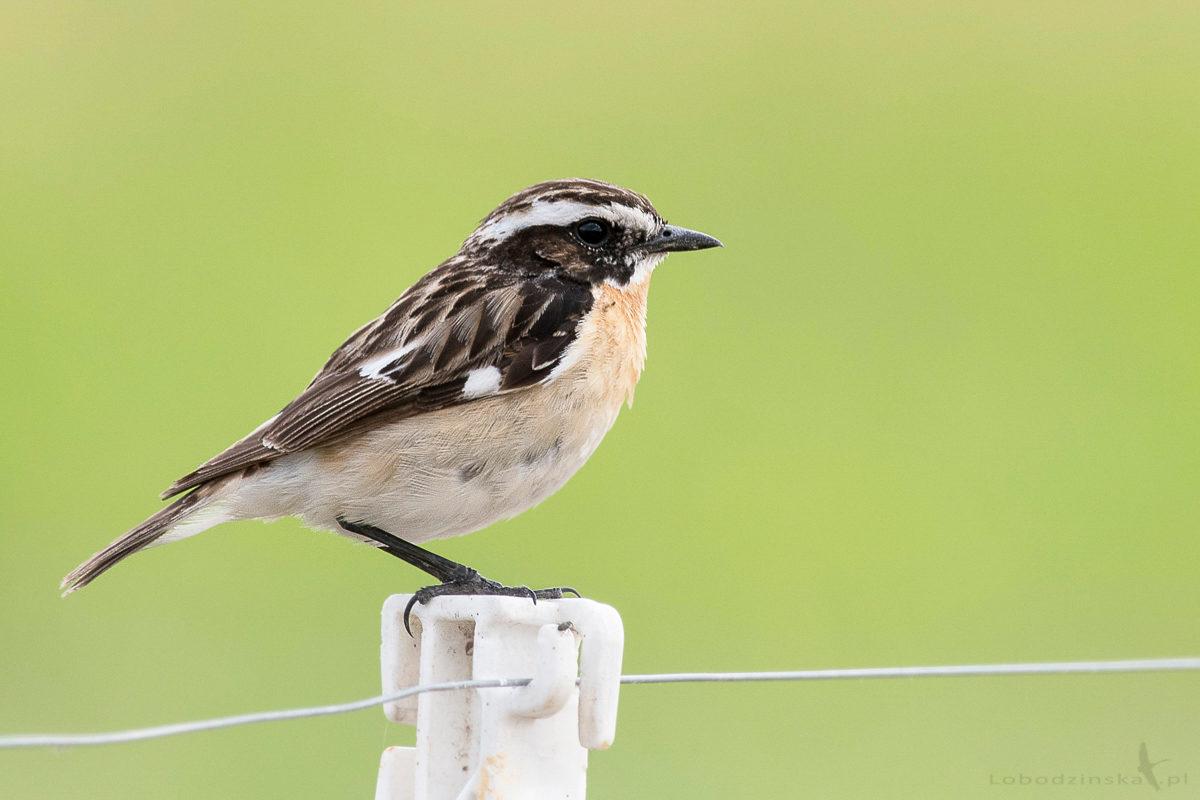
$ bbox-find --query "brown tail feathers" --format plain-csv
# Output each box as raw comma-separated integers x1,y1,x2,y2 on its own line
60,489,214,595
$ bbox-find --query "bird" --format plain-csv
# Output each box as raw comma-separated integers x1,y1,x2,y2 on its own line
62,178,722,620
1137,742,1167,790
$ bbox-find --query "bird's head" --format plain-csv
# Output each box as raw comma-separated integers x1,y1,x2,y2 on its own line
462,178,721,288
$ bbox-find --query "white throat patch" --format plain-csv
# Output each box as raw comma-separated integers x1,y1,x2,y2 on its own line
622,252,665,287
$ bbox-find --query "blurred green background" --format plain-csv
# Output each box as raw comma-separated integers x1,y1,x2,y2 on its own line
3,1,1198,797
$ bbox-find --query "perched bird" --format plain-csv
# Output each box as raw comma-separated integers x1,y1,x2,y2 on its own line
62,179,721,617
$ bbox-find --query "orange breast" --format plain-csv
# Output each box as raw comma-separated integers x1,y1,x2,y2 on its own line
587,280,650,408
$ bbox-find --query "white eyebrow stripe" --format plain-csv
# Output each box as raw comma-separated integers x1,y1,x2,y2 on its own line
472,199,659,243
358,340,422,379
462,365,502,398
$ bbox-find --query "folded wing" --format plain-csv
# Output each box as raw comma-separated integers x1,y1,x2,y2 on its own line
163,263,593,498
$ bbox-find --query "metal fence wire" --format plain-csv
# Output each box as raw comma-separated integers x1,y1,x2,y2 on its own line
2,657,1197,750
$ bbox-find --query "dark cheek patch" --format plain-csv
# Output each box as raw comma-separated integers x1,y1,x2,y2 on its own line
483,222,649,288
580,253,634,286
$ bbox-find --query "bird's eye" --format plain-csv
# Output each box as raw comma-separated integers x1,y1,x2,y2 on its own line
574,218,611,246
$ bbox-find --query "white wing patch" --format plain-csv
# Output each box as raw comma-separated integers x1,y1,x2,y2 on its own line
358,340,421,379
462,365,502,398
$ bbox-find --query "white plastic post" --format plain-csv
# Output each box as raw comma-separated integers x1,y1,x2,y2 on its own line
375,595,624,800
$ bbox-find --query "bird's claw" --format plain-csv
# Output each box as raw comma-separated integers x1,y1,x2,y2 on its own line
402,579,582,636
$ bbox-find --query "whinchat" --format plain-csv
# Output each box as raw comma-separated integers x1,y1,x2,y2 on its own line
63,179,722,617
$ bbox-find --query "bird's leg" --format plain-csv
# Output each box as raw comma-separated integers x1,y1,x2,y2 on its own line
336,516,475,583
336,517,579,635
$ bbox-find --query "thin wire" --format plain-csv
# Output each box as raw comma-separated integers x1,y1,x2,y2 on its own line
2,657,1196,750
618,657,1200,683
0,679,530,750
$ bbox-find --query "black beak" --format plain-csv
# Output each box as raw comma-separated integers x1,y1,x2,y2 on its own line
639,224,723,254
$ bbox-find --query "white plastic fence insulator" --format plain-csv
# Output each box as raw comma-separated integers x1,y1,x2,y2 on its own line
375,595,625,800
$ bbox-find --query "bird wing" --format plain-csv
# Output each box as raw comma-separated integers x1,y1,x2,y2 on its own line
162,262,593,498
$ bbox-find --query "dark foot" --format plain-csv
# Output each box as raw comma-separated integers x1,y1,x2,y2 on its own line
334,516,581,636
403,576,580,636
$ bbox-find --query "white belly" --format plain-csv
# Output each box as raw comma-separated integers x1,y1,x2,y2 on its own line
262,381,623,543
